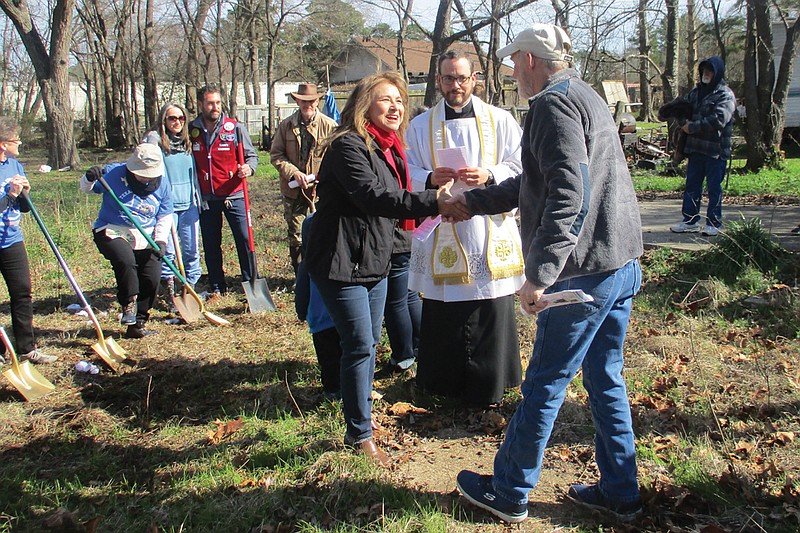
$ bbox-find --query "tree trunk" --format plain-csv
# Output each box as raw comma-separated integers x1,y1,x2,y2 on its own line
0,0,79,168
661,0,678,102
423,0,453,107
183,0,215,114
637,0,651,121
685,0,697,92
140,0,158,128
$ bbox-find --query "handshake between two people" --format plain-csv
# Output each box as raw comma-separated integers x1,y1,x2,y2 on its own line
432,165,489,223
434,181,472,222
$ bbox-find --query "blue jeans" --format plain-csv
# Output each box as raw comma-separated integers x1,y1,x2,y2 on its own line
682,154,726,227
199,197,252,292
161,207,202,285
492,260,642,506
384,252,421,369
311,274,388,443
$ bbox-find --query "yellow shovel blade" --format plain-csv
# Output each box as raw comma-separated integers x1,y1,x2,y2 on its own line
3,361,55,401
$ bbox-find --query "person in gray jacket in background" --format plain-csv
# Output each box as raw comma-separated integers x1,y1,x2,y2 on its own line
448,24,645,524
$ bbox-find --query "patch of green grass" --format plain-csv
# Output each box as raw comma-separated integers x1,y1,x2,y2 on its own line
631,156,800,196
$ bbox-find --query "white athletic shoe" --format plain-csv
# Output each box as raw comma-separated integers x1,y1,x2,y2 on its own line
670,221,700,233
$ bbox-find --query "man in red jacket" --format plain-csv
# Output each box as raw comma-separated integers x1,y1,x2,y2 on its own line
189,84,259,297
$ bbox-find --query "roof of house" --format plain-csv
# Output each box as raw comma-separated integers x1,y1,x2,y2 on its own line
347,37,513,77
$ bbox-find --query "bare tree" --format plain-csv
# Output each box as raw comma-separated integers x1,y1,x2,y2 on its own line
140,0,158,127
0,0,80,167
637,0,652,121
179,0,215,114
685,0,697,91
742,0,800,170
662,0,679,102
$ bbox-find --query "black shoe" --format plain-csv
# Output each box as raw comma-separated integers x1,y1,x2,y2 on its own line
566,484,642,521
456,470,528,523
124,325,157,339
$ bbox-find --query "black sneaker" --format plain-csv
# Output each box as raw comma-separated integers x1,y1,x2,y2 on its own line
456,470,528,523
566,484,642,521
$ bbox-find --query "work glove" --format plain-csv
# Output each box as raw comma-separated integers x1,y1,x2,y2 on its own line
154,241,167,259
85,166,104,182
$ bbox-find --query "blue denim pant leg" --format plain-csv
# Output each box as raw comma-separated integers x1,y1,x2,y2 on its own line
682,156,705,225
178,207,202,285
312,275,387,443
704,157,726,228
384,252,421,368
492,260,642,505
161,207,202,285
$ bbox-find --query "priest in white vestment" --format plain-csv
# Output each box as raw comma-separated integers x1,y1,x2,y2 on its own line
406,50,525,406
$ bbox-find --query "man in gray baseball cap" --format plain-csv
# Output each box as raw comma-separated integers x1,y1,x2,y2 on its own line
451,23,645,524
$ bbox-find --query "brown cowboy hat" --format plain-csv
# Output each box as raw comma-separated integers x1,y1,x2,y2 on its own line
290,83,322,102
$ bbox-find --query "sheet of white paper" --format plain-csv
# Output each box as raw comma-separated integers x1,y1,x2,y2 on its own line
436,147,469,170
519,289,595,316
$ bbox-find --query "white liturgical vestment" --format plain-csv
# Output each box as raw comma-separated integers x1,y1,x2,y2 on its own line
406,96,525,302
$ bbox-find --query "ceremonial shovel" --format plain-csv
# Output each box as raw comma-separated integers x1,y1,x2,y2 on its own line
1,327,55,401
96,175,229,326
22,191,129,371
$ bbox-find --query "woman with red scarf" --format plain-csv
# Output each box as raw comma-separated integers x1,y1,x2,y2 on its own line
305,72,455,466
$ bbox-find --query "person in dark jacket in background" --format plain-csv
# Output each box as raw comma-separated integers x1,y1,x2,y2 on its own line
295,212,341,400
304,71,460,467
669,56,736,236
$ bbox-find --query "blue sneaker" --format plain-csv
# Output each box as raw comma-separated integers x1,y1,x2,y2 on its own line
567,484,642,521
456,470,528,523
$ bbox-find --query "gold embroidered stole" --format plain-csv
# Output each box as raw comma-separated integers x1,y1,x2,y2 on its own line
486,214,524,279
427,99,516,283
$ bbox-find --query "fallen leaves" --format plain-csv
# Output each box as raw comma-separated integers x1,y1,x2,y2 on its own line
207,417,245,444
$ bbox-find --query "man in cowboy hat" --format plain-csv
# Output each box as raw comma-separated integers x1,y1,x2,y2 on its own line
270,83,337,274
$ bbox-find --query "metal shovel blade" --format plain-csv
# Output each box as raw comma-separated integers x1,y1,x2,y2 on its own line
173,293,203,323
91,336,134,372
3,361,55,401
242,278,276,314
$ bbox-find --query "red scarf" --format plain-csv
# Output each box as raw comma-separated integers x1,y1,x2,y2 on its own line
366,122,415,231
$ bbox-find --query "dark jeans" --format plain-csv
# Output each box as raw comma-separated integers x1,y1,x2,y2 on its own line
199,197,252,292
312,326,342,395
311,274,388,443
94,231,161,323
0,241,35,354
682,154,726,227
384,252,421,368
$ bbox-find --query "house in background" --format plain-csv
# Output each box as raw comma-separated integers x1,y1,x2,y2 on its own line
328,37,513,86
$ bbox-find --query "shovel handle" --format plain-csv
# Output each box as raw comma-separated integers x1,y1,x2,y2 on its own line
96,175,188,287
0,326,21,372
20,191,107,343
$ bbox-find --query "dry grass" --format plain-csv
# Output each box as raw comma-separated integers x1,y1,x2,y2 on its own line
0,150,798,532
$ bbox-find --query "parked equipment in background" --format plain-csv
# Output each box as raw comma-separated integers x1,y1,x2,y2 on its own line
95,175,229,326
22,191,130,371
1,326,55,401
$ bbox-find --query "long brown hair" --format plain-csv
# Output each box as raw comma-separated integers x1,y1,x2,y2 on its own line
324,71,409,149
146,103,190,153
